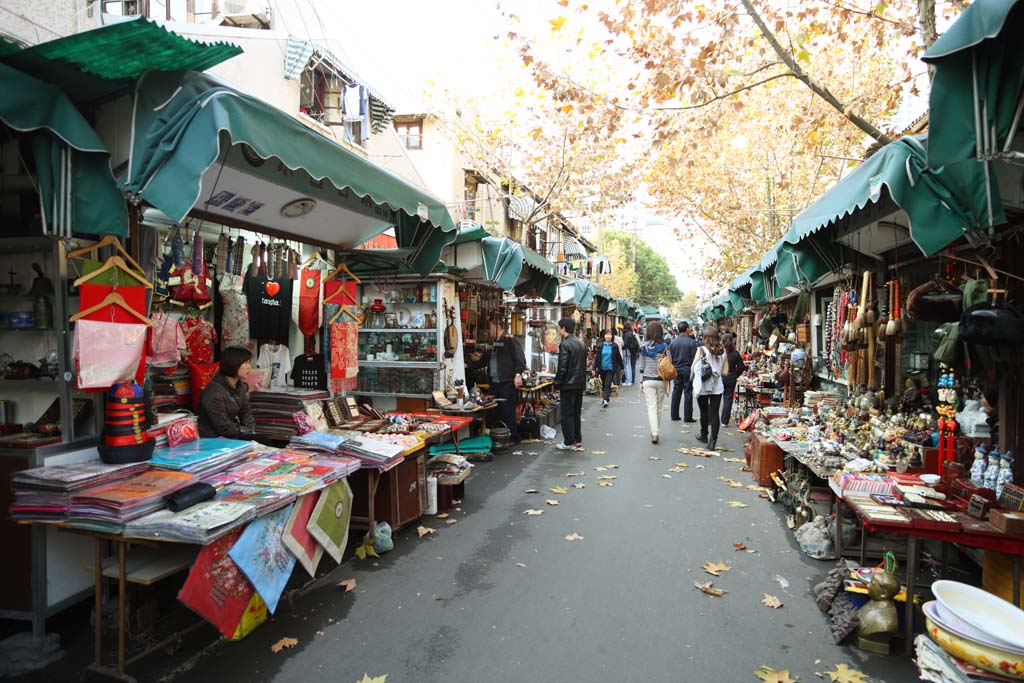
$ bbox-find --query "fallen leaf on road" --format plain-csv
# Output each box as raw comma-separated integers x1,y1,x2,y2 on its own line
648,456,661,461
591,450,607,455
271,637,298,653
677,447,712,457
354,535,379,560
754,666,796,683
524,489,539,494
356,675,388,683
549,486,568,494
524,509,544,516
511,450,525,455
545,499,559,506
337,578,357,593
694,581,728,597
417,526,436,538
762,594,783,609
571,483,586,489
594,466,608,472
603,463,619,469
724,457,745,463
695,464,706,470
824,664,868,683
565,471,586,478
727,501,749,508
747,485,768,492
564,532,584,541
702,560,731,576
661,474,673,479
669,467,687,473
436,513,449,519
673,461,689,468
597,480,614,487
445,519,458,525
515,562,527,568
733,542,747,551
597,475,616,480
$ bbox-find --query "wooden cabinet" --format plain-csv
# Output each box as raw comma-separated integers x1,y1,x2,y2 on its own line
749,432,783,487
350,453,426,531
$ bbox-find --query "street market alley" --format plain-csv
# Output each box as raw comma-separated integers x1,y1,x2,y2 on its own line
47,393,921,683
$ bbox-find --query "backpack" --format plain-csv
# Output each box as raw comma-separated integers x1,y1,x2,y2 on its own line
657,349,677,381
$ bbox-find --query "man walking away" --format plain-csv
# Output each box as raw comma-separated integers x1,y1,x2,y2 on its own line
622,325,640,386
669,321,698,423
720,332,746,426
593,329,624,410
554,317,588,451
479,319,526,444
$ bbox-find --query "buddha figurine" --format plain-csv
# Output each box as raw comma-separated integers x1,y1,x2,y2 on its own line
857,569,901,649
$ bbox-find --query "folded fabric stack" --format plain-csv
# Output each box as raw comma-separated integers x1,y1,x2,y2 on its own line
123,500,256,544
152,366,190,411
10,460,149,522
68,470,195,533
250,388,330,441
337,434,406,472
150,438,254,477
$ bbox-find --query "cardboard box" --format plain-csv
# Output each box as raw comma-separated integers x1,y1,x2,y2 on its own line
983,549,1024,609
988,508,1024,535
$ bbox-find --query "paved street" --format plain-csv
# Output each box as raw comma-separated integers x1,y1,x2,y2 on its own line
74,392,920,683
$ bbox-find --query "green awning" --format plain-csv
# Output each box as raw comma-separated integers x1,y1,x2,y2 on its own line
773,237,850,290
640,306,661,320
0,63,127,237
122,70,455,276
519,245,558,302
923,0,1023,227
0,17,241,103
562,279,595,308
750,269,775,305
615,298,631,317
591,283,612,313
728,290,745,315
780,135,1000,256
480,237,524,291
452,224,491,245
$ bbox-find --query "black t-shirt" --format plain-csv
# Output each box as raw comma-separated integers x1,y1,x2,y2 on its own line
243,273,293,342
292,354,327,390
725,349,745,381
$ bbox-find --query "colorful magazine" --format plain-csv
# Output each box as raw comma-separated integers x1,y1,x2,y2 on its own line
150,438,252,471
215,484,295,513
228,505,295,614
306,478,353,564
281,492,322,578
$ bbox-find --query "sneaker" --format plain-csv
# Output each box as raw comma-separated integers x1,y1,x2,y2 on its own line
556,443,573,451
601,399,609,409
651,435,659,444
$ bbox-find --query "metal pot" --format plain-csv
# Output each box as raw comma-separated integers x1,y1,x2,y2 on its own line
490,423,512,453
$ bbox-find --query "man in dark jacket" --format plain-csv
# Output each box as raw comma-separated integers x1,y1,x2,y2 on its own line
621,326,640,386
554,317,588,450
669,321,698,422
473,320,527,443
721,332,746,426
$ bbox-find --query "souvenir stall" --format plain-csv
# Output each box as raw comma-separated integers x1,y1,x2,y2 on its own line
0,55,476,680
559,279,598,348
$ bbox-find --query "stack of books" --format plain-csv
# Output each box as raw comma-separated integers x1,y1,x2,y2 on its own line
123,499,256,544
10,461,148,523
150,438,254,478
250,388,330,441
68,470,195,533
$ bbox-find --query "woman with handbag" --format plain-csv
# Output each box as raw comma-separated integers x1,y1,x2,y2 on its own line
690,329,729,451
637,321,670,444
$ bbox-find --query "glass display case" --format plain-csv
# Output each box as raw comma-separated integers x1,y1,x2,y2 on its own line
353,278,446,399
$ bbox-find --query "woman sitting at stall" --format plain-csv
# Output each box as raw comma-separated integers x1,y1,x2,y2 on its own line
197,346,258,439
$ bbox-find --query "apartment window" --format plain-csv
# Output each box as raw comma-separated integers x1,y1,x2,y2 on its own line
464,176,478,221
100,0,264,27
395,121,423,150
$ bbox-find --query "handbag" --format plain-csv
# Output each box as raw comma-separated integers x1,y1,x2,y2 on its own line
700,349,713,382
657,350,677,381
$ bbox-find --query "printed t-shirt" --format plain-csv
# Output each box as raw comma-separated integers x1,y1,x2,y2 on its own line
243,273,293,342
256,343,292,388
292,354,327,390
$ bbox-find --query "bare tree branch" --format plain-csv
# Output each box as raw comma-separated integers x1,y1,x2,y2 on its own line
737,0,894,145
656,72,795,110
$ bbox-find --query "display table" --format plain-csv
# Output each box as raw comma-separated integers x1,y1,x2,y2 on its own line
841,495,1024,654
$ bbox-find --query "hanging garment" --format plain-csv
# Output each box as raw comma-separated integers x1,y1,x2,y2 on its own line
329,321,359,394
183,317,217,365
168,260,213,309
150,311,187,368
243,271,293,343
73,320,148,390
232,236,245,277
292,353,327,390
76,283,150,389
217,232,229,275
219,273,251,352
256,342,292,388
298,269,323,340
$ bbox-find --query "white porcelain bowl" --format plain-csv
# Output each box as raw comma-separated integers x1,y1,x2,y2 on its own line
932,580,1024,650
924,601,1024,655
920,474,941,485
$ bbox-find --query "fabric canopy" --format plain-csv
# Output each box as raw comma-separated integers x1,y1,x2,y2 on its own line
773,237,850,290
591,283,612,313
562,279,595,308
727,290,745,315
477,237,557,302
779,135,1000,256
923,0,1023,229
924,0,1024,168
0,17,241,103
122,70,455,276
0,63,127,237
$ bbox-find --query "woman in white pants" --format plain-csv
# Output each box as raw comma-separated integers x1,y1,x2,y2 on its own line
637,321,669,444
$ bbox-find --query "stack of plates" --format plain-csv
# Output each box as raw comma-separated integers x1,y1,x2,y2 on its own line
923,580,1024,679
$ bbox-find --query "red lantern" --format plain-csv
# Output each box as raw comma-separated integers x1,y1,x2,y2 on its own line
946,420,957,432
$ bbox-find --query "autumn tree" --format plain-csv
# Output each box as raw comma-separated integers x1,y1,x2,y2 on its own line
602,229,681,305
599,237,637,300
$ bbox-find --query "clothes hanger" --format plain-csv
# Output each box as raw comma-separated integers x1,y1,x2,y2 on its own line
69,291,154,326
328,303,361,325
302,251,331,269
66,236,145,274
325,260,362,283
72,256,153,289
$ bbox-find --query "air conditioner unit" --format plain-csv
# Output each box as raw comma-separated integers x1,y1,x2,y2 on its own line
218,0,270,28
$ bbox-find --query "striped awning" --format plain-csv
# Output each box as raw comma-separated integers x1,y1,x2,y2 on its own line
507,195,547,228
563,234,587,260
